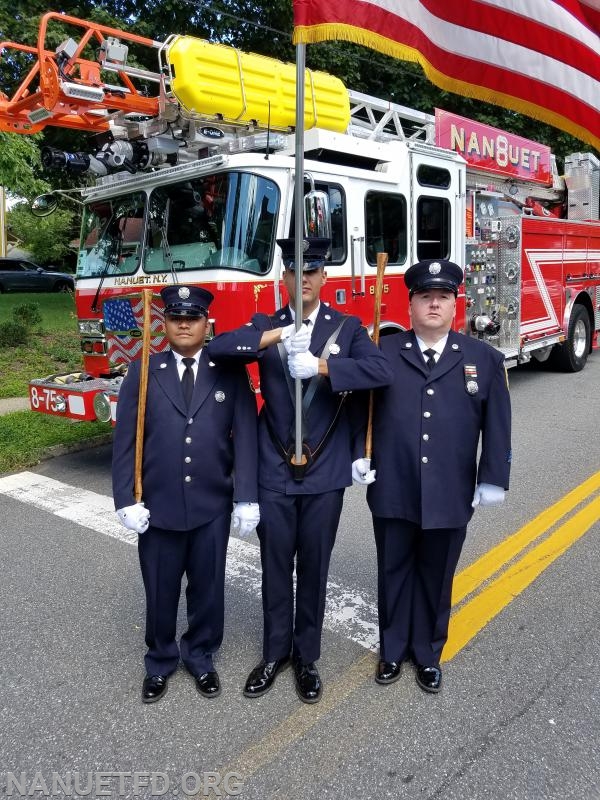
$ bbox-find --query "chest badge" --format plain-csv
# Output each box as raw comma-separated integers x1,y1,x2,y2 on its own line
215,390,226,402
329,343,340,355
464,365,478,395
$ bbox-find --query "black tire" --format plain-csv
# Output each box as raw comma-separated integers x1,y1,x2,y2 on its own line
53,281,72,293
550,304,591,372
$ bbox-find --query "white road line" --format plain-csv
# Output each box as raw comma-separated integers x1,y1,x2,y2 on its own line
0,472,379,652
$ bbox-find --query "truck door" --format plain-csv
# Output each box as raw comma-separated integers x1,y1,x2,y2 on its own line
409,151,465,267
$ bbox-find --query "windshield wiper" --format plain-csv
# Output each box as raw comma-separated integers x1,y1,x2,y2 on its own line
160,203,184,280
91,223,123,313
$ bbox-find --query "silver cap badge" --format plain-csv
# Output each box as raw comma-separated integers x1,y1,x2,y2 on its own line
178,286,191,299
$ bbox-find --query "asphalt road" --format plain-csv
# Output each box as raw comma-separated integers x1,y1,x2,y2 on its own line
1,355,599,800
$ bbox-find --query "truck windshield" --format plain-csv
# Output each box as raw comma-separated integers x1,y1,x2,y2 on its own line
144,172,279,275
77,193,145,278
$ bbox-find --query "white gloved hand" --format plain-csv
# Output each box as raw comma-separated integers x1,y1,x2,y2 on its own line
116,502,150,534
288,351,319,379
472,483,505,508
232,502,260,538
281,323,310,355
352,458,376,485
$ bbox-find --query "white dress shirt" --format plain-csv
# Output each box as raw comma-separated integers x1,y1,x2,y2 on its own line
172,349,202,380
288,302,320,343
415,334,448,365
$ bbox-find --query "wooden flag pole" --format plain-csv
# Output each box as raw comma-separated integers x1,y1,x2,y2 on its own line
134,289,152,503
365,251,388,459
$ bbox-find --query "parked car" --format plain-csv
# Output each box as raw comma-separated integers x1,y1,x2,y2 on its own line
0,258,75,293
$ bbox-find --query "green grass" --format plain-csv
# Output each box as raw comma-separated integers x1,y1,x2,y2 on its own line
0,293,110,473
0,293,81,398
0,291,78,329
0,411,109,473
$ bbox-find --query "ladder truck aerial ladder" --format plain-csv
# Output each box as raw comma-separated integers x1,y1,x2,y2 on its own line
1,12,599,422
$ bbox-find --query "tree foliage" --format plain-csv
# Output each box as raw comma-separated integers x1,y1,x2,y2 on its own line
7,202,76,265
0,133,49,199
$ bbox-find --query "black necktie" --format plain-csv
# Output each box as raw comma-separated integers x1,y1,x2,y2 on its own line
423,348,437,371
302,319,311,326
181,357,195,407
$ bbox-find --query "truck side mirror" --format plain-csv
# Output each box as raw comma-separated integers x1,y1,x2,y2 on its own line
31,194,58,217
304,173,331,239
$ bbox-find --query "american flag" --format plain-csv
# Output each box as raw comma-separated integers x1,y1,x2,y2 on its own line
293,0,600,152
103,295,168,367
103,298,139,335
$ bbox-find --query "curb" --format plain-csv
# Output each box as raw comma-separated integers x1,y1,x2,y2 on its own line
0,434,113,478
39,433,113,462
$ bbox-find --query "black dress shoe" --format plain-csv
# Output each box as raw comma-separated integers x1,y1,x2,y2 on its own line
243,656,291,698
142,675,168,704
195,671,221,698
375,660,402,685
416,665,442,693
293,659,322,704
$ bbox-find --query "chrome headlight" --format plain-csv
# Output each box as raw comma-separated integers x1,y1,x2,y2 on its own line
78,319,105,336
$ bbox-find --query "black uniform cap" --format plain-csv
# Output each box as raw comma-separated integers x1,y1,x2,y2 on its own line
277,237,331,271
404,259,463,297
160,285,214,318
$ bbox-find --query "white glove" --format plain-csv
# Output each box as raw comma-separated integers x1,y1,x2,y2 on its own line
352,458,376,485
472,483,505,508
116,502,150,534
288,351,319,379
232,502,260,538
281,323,310,355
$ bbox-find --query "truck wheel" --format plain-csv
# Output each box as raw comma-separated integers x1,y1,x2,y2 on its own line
550,304,591,372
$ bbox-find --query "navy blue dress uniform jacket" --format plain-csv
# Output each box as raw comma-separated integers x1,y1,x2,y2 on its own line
366,329,511,529
112,348,258,530
206,305,393,495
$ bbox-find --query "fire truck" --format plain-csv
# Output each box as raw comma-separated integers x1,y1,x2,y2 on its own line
2,13,599,422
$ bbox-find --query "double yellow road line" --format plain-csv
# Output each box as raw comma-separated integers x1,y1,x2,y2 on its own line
203,473,600,795
443,470,600,661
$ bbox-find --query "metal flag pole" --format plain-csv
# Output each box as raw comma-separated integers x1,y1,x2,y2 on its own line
292,42,307,476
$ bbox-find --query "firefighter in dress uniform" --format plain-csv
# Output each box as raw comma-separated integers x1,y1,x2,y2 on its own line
352,259,511,693
206,238,393,704
112,285,259,704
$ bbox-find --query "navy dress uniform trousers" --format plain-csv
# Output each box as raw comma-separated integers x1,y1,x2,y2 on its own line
257,487,344,663
138,512,230,677
373,518,466,666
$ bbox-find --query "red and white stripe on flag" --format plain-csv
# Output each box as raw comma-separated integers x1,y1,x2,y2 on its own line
292,0,600,150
